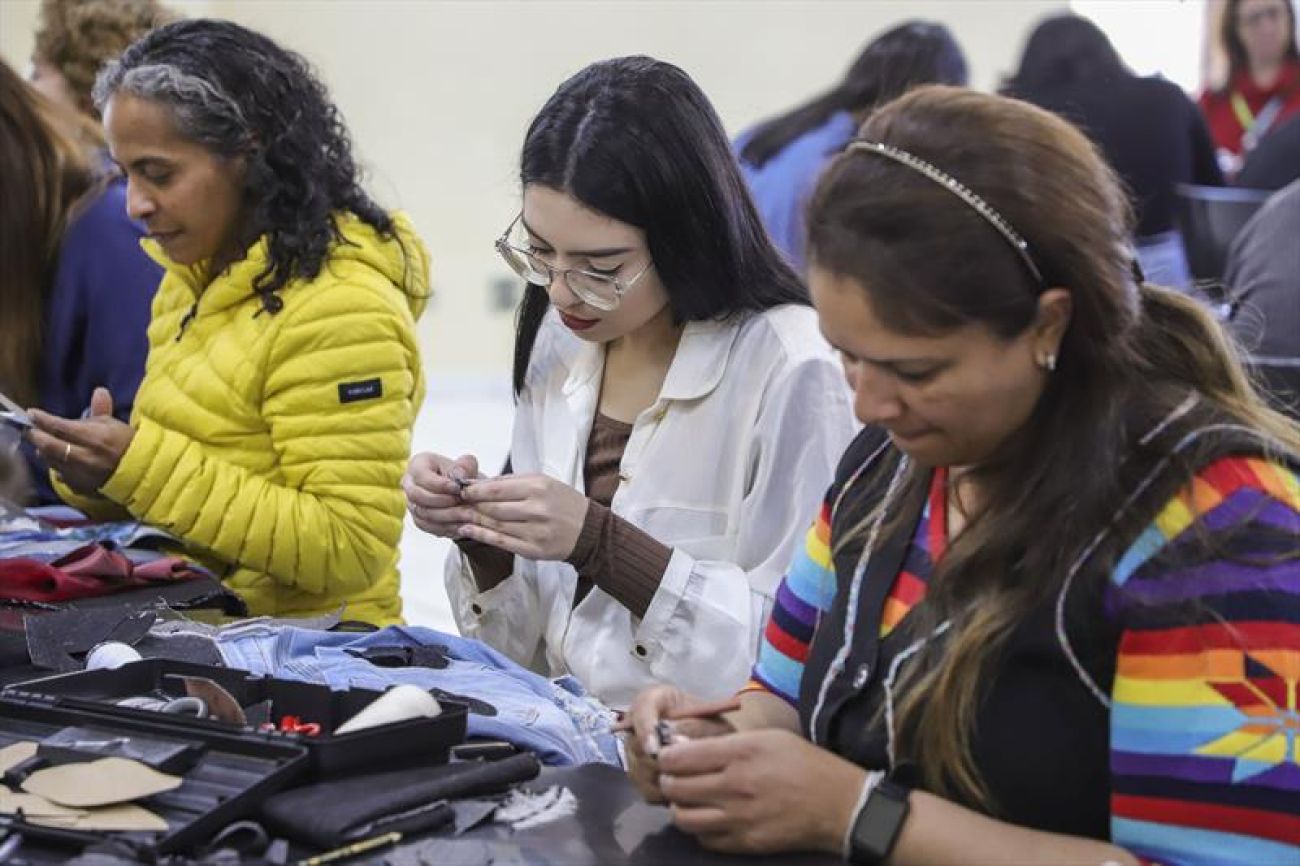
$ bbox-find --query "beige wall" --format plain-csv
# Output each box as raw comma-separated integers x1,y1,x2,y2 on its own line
2,0,1064,379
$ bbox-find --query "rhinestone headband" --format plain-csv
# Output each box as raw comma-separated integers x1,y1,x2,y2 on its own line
845,140,1046,288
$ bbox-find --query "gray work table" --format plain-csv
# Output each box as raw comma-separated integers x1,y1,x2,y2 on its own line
362,763,842,866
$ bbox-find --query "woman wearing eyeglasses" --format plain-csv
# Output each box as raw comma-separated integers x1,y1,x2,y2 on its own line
404,56,856,710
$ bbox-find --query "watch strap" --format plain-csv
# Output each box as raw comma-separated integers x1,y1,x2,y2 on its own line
847,774,911,864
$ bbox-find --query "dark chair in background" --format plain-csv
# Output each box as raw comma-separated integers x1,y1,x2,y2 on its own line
1220,180,1300,422
1248,359,1300,420
1237,114,1300,192
1173,184,1273,282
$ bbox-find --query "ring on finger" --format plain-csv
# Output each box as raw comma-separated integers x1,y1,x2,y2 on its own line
63,442,71,462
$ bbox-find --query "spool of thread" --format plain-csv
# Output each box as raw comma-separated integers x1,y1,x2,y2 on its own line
335,684,441,735
85,641,143,671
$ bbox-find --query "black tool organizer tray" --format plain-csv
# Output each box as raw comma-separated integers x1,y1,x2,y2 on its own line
6,659,468,778
0,693,306,854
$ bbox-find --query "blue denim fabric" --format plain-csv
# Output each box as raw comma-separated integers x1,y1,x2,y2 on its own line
215,624,623,767
0,540,174,563
0,517,174,556
26,505,88,523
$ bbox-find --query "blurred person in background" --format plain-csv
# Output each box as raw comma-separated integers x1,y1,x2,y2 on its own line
1199,0,1300,175
1004,14,1222,290
0,60,161,505
16,0,175,505
30,0,175,130
734,21,968,273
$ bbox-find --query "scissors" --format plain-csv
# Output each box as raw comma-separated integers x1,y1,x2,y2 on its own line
260,715,321,736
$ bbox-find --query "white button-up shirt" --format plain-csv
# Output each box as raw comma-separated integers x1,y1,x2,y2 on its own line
446,305,855,709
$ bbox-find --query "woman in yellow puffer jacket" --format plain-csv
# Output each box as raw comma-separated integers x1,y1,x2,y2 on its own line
26,19,428,626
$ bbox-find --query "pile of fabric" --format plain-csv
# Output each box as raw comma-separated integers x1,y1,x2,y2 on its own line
216,624,623,767
0,505,209,604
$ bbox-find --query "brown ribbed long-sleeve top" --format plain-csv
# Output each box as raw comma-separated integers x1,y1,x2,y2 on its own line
459,413,672,618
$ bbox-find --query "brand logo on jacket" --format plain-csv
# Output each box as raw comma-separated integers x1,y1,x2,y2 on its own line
338,378,383,404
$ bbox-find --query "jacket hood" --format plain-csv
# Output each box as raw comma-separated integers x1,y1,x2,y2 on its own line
142,210,431,321
327,211,430,321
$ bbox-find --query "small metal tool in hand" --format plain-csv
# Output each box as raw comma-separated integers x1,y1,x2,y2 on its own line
0,391,32,431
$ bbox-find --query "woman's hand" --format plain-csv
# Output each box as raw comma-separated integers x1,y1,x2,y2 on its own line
27,388,133,495
658,729,868,857
618,686,740,804
403,452,480,538
457,473,589,560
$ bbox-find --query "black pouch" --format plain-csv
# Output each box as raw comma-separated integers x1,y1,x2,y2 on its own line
259,753,540,849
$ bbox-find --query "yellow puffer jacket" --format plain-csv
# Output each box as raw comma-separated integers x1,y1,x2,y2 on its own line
55,212,428,625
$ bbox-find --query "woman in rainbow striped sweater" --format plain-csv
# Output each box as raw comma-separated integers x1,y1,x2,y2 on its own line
621,86,1300,866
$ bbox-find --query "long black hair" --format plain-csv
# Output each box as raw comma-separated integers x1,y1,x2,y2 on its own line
94,18,394,313
1002,14,1128,102
513,55,807,393
738,21,967,170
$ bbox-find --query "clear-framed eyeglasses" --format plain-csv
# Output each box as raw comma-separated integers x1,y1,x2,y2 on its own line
494,213,653,311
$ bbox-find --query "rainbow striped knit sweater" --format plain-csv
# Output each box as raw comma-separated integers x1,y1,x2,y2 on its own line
751,456,1300,865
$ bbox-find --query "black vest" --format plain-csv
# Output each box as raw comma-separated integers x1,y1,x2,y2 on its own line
798,420,1283,838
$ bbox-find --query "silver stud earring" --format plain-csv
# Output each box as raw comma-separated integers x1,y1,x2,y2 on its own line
1039,352,1058,372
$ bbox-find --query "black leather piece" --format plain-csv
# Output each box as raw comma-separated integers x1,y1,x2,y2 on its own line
347,645,450,670
430,688,496,718
25,607,156,672
260,754,540,849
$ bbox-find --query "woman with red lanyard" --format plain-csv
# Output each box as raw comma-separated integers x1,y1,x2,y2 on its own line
1199,0,1300,176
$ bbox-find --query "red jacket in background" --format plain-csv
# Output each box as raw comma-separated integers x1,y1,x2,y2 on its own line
1199,59,1300,158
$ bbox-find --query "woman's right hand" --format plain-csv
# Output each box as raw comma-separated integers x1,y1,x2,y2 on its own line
618,686,739,804
402,452,480,538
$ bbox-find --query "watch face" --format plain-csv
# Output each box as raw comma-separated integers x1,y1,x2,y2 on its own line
852,784,909,862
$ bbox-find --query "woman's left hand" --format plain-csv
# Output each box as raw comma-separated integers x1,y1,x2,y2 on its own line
457,473,589,560
657,729,869,856
27,388,134,495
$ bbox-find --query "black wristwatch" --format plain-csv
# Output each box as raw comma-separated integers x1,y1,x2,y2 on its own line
846,776,910,864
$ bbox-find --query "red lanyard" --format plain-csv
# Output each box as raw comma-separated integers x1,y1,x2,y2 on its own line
928,467,949,563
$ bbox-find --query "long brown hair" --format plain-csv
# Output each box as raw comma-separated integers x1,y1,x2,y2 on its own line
1219,0,1300,83
0,60,96,407
806,85,1300,808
